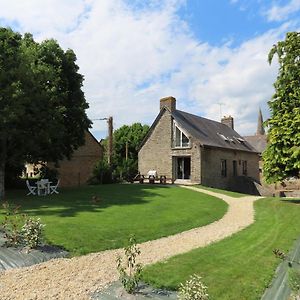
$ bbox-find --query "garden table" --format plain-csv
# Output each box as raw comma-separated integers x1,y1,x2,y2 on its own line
36,179,51,196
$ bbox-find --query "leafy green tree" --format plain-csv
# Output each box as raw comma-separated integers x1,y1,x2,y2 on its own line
100,123,149,182
113,123,149,162
113,123,149,180
0,28,91,198
263,32,300,183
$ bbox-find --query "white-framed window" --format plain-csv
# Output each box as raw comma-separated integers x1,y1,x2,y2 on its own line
173,121,190,148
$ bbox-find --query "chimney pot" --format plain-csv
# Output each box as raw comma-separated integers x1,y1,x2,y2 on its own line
221,115,234,130
160,96,176,112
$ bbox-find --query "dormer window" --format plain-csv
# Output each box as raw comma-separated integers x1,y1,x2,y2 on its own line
173,121,190,148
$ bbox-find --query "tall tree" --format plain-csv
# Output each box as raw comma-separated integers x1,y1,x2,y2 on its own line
99,123,149,181
113,123,149,163
0,28,91,198
263,32,300,183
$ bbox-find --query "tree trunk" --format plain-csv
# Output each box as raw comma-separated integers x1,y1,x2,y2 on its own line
0,160,5,200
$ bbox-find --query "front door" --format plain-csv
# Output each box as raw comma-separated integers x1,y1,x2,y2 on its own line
176,157,191,180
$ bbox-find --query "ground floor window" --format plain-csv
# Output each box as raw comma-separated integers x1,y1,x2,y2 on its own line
242,160,248,175
221,159,227,177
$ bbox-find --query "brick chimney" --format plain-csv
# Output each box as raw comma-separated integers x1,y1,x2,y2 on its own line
160,96,176,112
221,116,234,130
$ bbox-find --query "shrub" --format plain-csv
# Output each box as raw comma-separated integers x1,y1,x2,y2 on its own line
1,201,26,246
21,217,45,248
178,274,209,300
90,159,113,184
116,235,143,294
1,202,45,249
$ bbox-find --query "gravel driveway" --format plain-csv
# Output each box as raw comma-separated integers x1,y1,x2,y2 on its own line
0,186,261,300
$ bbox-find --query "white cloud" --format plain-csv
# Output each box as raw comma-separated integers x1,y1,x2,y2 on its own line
0,0,295,137
265,0,300,22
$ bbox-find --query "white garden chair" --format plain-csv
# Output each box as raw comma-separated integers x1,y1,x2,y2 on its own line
50,180,60,194
26,180,37,196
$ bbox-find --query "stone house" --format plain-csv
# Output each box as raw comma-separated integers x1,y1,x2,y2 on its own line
138,97,260,190
26,130,103,187
244,110,300,196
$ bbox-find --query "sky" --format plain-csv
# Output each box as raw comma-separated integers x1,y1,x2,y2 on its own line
0,0,299,139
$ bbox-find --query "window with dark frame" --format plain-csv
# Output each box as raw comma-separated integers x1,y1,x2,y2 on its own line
233,160,237,176
173,121,190,148
242,160,248,175
221,159,227,177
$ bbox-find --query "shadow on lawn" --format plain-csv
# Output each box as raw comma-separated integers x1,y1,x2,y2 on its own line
3,184,172,217
280,198,300,204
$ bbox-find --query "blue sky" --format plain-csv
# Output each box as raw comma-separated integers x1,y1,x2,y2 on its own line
0,0,299,139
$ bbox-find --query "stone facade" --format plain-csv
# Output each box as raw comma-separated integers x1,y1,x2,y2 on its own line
48,131,103,187
201,147,260,189
139,97,260,191
139,110,173,178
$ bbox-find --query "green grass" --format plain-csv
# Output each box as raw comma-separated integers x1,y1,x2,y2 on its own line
142,197,300,300
1,184,227,256
196,185,247,198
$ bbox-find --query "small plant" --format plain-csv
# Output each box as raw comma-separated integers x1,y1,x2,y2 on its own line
1,201,26,246
289,269,300,292
178,274,209,300
273,248,287,260
21,217,45,248
116,235,143,294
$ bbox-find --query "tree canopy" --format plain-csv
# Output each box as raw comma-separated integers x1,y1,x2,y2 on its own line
98,123,149,182
0,27,91,198
263,32,300,183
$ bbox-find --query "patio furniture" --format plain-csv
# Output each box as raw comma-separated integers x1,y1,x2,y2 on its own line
36,179,51,196
149,175,155,184
160,175,167,184
50,180,60,194
26,180,37,196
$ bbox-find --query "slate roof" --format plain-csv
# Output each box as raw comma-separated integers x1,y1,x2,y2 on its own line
172,110,257,153
243,134,267,154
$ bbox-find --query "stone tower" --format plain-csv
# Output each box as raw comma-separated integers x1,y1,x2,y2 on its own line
256,108,265,136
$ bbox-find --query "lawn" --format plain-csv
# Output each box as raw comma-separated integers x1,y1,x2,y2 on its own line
142,197,300,300
196,185,247,198
1,184,228,256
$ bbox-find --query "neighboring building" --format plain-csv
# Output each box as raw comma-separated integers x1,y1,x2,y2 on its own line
244,109,268,179
138,96,260,190
244,110,300,196
244,108,267,155
26,130,103,187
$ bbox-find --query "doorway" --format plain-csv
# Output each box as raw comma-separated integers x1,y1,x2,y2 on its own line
233,160,237,176
175,157,191,180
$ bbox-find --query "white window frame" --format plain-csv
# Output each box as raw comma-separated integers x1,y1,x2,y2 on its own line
172,121,190,148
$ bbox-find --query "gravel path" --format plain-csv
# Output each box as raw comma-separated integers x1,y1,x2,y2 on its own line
0,187,261,300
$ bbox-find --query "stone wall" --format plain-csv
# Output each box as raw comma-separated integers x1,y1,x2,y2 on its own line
139,110,173,179
201,146,260,189
48,131,103,187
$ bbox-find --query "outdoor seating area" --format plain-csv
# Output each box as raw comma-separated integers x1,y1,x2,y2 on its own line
26,179,59,196
134,170,169,184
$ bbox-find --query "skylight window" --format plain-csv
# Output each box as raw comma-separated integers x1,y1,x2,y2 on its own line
217,133,229,141
234,137,245,143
